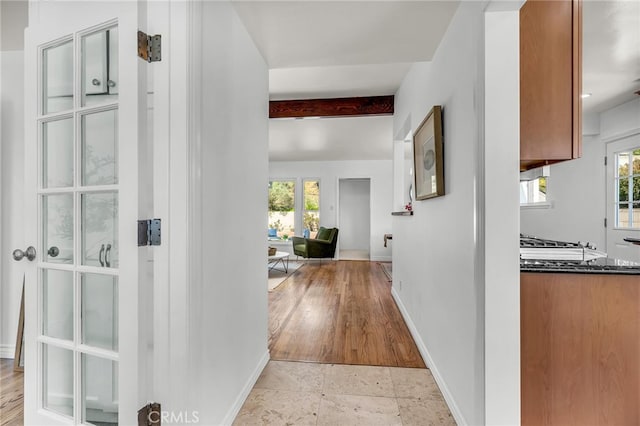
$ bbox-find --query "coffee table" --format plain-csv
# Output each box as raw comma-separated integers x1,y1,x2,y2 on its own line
268,251,290,273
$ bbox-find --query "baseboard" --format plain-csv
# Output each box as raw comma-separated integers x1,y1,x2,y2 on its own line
391,287,467,426
0,344,15,359
371,256,392,262
221,350,270,426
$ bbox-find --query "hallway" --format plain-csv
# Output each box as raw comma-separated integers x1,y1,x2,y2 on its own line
269,260,425,367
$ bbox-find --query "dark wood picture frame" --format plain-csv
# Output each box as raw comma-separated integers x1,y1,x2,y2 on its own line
413,105,444,200
13,281,25,372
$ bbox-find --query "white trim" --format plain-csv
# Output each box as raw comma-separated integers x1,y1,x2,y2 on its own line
520,201,552,210
370,256,392,262
0,344,16,359
391,287,467,426
220,350,270,426
601,128,640,144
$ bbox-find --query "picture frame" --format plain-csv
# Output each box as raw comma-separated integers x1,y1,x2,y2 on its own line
413,105,444,200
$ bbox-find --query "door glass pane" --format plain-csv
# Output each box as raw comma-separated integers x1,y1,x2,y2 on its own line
82,354,118,425
82,110,118,186
82,274,118,351
43,194,74,264
43,118,74,188
619,178,629,202
82,193,118,268
43,270,73,341
43,344,74,417
633,176,640,202
82,27,118,107
43,41,73,114
618,203,630,228
618,153,630,177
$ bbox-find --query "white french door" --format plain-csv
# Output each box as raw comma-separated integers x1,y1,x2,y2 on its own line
22,3,147,424
606,133,640,262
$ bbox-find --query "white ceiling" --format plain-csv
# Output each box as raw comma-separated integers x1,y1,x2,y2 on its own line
269,115,393,161
232,1,460,162
582,0,640,114
232,1,640,162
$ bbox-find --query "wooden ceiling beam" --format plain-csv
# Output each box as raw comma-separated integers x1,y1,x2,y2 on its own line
269,95,394,119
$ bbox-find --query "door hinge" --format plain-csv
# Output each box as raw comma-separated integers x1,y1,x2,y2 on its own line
604,218,608,228
138,31,162,63
138,219,161,246
604,156,608,166
138,402,161,426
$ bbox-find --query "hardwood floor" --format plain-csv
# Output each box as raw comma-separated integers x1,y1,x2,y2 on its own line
269,260,426,368
0,359,23,426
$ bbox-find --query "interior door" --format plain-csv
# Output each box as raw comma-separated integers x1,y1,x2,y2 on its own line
606,133,640,262
22,3,147,424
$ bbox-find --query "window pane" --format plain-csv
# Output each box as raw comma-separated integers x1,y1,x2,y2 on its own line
82,274,118,351
268,181,295,239
619,178,629,202
618,153,630,177
43,118,74,188
633,203,640,228
43,270,73,341
633,176,640,202
43,194,74,264
82,27,118,107
303,180,320,238
82,192,118,268
618,203,630,228
43,345,74,417
82,109,118,186
43,41,73,114
82,354,118,424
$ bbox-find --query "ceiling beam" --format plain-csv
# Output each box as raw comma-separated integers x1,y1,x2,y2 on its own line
269,95,394,119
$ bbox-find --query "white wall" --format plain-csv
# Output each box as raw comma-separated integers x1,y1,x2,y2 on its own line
520,99,640,252
338,178,371,252
188,2,270,424
0,0,27,358
269,160,393,261
520,134,605,249
391,3,486,424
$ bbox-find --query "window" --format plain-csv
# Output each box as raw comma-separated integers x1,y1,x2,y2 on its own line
268,180,295,239
614,149,640,228
520,177,547,204
303,179,320,238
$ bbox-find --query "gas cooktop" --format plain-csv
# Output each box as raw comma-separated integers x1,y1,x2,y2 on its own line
520,234,606,261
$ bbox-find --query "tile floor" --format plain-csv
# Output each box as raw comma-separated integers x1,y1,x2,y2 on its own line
233,361,456,426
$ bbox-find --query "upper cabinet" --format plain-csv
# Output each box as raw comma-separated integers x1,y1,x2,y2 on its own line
520,0,582,171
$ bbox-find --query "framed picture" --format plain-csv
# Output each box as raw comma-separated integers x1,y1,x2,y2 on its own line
413,105,444,200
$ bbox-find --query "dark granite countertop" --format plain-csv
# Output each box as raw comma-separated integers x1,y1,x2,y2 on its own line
520,257,640,275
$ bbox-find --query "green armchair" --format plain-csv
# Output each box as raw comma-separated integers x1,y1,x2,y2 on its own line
292,227,339,259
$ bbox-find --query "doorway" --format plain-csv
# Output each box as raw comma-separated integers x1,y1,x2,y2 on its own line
338,178,371,260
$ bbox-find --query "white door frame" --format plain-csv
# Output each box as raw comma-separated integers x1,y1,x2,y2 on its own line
336,176,372,260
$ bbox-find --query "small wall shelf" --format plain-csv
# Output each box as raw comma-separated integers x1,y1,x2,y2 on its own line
391,211,414,216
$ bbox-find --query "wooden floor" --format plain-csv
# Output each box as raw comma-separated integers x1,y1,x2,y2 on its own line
269,260,426,368
0,359,23,426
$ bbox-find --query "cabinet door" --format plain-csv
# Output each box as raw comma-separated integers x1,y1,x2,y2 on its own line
520,0,582,170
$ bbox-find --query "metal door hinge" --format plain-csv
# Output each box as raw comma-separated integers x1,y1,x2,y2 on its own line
138,402,161,425
138,31,161,62
604,218,608,228
604,156,608,166
138,219,161,246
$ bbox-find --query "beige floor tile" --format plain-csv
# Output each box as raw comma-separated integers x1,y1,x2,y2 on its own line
397,397,456,426
389,367,444,400
317,393,401,426
323,364,394,397
233,388,321,426
255,360,326,392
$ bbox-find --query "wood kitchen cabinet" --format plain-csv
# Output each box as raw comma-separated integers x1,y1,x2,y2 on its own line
520,0,582,171
521,273,640,425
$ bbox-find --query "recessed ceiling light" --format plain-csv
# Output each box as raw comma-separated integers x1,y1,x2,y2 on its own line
581,93,592,99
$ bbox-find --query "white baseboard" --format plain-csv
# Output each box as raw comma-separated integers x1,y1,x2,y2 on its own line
0,344,15,359
371,256,392,262
391,287,467,426
221,350,270,426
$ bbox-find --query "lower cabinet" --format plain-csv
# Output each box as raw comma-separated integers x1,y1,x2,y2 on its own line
521,273,640,425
